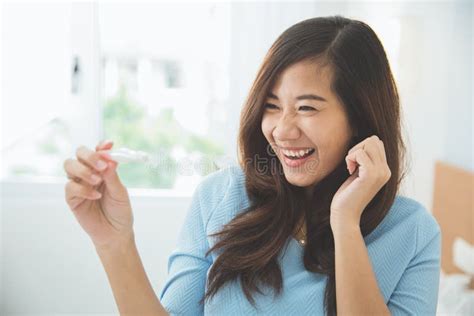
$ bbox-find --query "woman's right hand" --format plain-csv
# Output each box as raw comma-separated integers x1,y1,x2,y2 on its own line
63,140,134,250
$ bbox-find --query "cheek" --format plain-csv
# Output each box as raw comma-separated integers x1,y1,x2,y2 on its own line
318,129,351,163
261,116,274,140
299,120,322,141
299,123,342,161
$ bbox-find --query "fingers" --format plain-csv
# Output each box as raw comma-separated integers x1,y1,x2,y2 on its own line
94,141,125,196
63,142,113,185
345,148,373,176
96,139,114,151
76,146,110,172
347,135,384,164
377,139,387,163
95,140,117,164
64,158,103,186
345,144,391,184
65,180,102,206
63,141,122,210
64,141,127,202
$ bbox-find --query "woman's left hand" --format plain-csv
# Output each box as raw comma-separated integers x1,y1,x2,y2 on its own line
330,135,392,231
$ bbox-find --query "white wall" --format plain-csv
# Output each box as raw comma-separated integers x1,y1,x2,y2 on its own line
1,181,191,314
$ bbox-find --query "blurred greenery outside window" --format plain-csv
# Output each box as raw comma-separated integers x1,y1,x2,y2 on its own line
102,61,226,189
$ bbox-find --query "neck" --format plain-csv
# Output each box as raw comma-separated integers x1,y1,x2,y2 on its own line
305,184,316,199
293,216,306,239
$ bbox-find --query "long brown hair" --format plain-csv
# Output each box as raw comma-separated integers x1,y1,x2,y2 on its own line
200,15,409,315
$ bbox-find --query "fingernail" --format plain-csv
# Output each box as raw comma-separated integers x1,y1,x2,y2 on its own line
96,160,107,170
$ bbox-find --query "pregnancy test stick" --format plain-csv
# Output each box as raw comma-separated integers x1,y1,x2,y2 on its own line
105,147,150,163
102,147,237,170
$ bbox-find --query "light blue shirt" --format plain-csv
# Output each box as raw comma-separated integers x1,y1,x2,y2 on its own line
159,164,441,315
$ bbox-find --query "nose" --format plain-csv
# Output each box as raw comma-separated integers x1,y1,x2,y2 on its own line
272,113,301,142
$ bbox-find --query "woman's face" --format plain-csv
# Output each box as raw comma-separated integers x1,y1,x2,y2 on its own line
261,59,354,188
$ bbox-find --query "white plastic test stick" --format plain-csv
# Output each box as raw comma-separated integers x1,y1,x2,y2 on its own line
104,147,237,169
105,147,150,163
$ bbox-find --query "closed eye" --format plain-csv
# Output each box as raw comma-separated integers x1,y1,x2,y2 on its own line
299,106,317,111
264,103,318,112
264,103,279,110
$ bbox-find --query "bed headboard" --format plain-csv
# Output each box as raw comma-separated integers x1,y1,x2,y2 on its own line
432,160,473,274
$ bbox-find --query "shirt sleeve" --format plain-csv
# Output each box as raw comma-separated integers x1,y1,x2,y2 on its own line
387,211,442,315
158,181,213,316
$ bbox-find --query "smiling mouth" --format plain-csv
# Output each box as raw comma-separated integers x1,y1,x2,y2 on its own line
281,148,315,160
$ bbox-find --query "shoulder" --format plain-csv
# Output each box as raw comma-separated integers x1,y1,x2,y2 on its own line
366,195,441,254
194,163,249,230
397,196,441,252
392,195,441,242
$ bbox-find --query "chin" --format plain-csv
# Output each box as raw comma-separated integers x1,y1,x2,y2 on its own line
283,172,317,187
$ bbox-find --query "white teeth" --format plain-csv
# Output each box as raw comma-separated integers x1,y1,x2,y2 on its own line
282,148,313,158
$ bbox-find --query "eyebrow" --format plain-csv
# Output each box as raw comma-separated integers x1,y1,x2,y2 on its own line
267,92,327,102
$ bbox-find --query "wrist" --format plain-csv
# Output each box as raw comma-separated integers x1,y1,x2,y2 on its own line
94,231,136,256
330,220,361,237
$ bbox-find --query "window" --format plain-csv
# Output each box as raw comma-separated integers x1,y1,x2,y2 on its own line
1,2,234,193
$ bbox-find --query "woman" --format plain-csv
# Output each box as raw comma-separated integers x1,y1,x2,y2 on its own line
63,16,441,315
